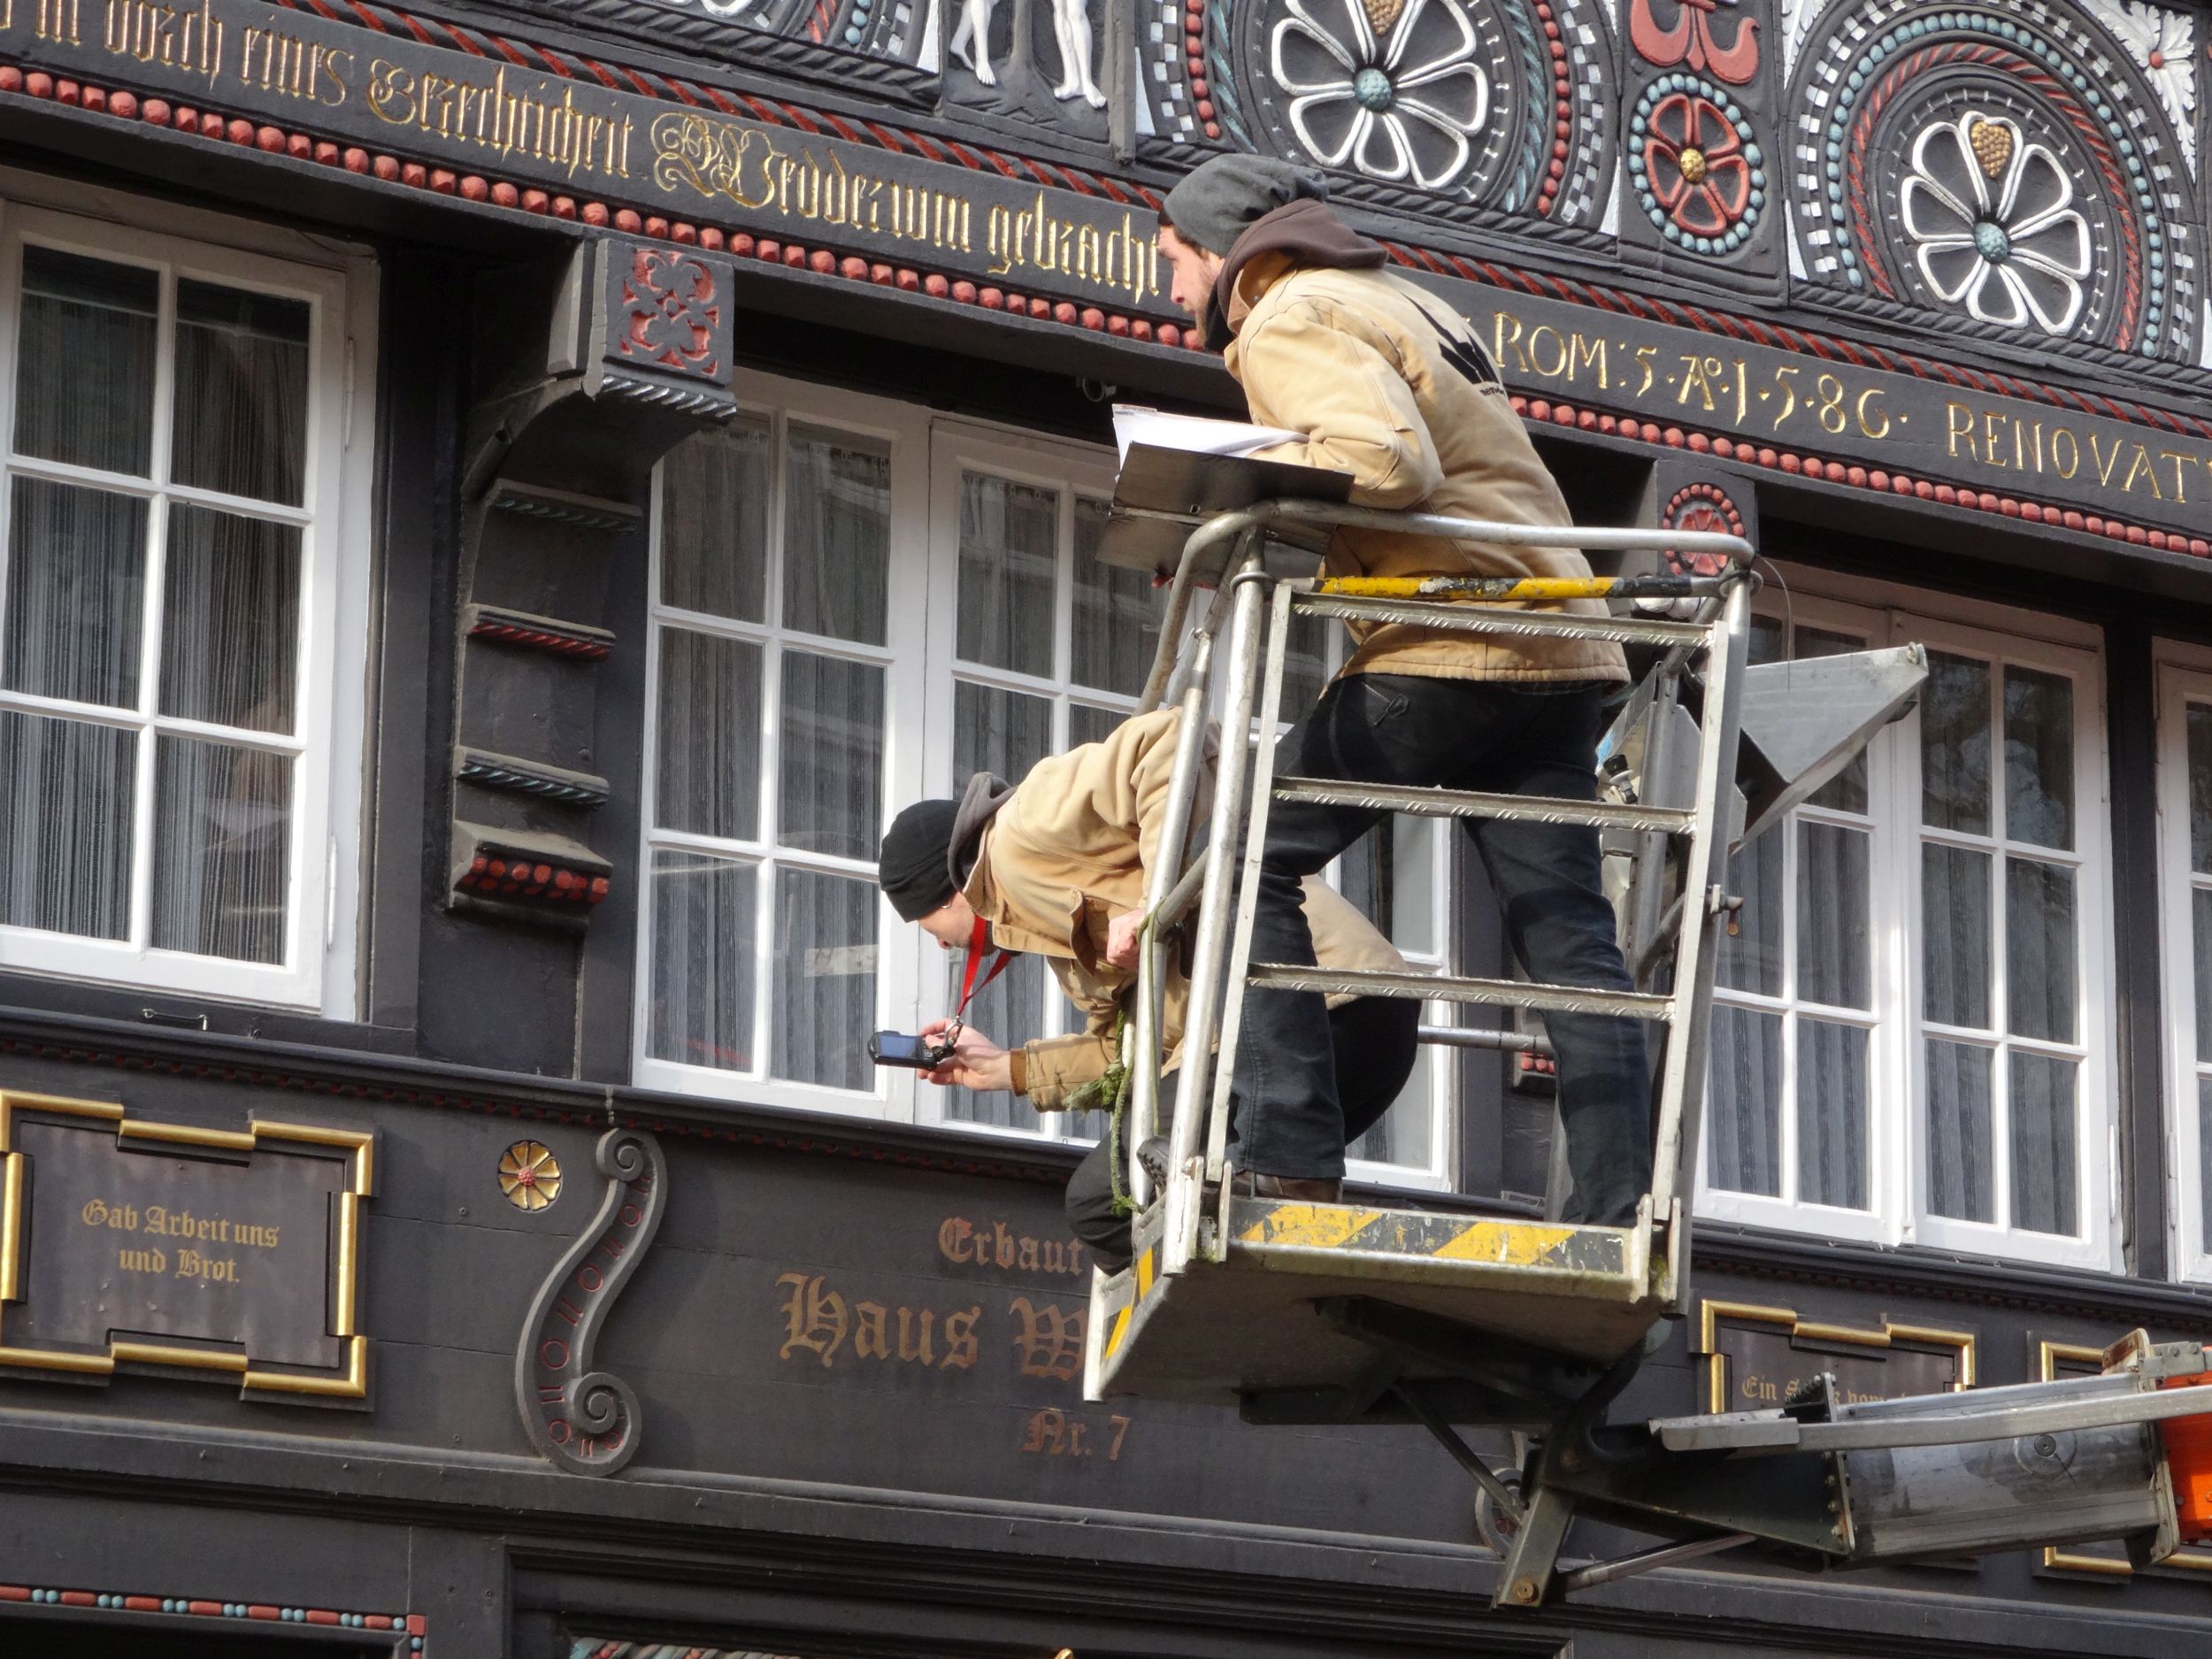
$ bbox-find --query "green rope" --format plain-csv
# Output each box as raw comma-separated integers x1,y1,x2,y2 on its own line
1068,1013,1136,1217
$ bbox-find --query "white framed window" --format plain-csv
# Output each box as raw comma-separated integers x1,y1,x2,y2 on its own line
634,376,929,1115
0,199,373,1012
2154,649,2212,1281
1698,570,2115,1270
635,373,1458,1185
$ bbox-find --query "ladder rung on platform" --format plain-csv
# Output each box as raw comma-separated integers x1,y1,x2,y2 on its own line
1272,777,1695,835
1246,964,1675,1022
1294,593,1712,649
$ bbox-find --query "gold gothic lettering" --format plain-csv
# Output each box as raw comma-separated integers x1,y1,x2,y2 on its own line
100,0,218,79
366,59,633,181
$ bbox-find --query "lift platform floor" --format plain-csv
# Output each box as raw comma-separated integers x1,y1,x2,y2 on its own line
1091,1195,1669,1408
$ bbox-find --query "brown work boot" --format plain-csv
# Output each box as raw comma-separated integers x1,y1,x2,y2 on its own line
1231,1170,1343,1202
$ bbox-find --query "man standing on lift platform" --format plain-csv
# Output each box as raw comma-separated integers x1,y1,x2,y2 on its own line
1154,153,1648,1226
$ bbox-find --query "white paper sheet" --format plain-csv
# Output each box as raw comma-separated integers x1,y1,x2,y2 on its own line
1111,403,1308,464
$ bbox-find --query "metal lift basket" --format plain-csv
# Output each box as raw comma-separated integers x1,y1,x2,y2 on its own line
1068,484,2212,1605
1080,495,1759,1412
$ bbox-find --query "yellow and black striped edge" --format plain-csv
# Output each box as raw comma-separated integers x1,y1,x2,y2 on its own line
1233,1202,1631,1277
1100,1244,1159,1363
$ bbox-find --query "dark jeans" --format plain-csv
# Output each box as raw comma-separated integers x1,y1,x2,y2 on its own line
1065,994,1419,1271
1234,673,1650,1225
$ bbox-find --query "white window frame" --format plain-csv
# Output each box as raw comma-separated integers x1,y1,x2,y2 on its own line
2153,645,2212,1282
633,379,1460,1187
1694,564,2116,1271
917,421,1125,1148
0,190,374,1015
633,370,931,1118
1697,590,1896,1244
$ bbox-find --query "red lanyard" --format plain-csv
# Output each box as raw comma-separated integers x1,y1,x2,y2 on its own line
950,914,1013,1032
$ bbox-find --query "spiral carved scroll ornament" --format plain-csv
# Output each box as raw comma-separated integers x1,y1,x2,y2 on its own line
513,1128,667,1476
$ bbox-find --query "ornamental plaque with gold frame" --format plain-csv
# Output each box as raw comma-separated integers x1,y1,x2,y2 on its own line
0,1088,373,1400
2036,1339,2212,1578
1697,1300,1976,1416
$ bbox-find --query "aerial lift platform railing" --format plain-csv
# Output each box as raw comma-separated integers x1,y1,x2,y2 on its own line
1077,494,2212,1607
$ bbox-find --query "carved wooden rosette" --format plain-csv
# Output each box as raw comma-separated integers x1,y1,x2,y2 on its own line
514,1128,667,1475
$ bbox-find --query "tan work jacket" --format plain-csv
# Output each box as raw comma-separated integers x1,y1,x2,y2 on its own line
1225,254,1628,685
963,708,1409,1110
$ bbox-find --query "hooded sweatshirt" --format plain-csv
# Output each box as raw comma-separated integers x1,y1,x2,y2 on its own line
1210,201,1628,685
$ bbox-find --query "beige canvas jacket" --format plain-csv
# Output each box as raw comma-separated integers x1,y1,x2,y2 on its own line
961,708,1409,1110
1225,254,1628,685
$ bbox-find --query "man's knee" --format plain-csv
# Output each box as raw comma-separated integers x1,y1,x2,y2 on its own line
1064,1171,1133,1271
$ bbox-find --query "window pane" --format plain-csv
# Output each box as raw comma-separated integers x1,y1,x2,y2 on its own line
2194,887,2212,1064
2005,858,2076,1043
1922,844,1992,1029
0,710,133,939
2189,704,2212,875
660,418,768,622
771,867,876,1089
159,504,299,732
956,472,1056,678
1279,609,1331,718
1389,813,1435,956
1747,613,1785,666
778,652,882,860
15,246,156,475
1068,702,1125,749
648,849,757,1071
943,951,1053,1131
2002,665,2073,850
1071,495,1158,698
2200,1078,2212,1249
1921,652,1991,835
1798,626,1870,812
954,679,1053,784
1797,1020,1869,1210
1706,1004,1781,1195
3,475,148,708
783,426,888,644
1351,1048,1432,1168
1797,823,1869,1010
1926,1040,1993,1222
2010,1052,2078,1236
1717,833,1781,997
170,279,311,506
656,628,762,841
150,736,290,963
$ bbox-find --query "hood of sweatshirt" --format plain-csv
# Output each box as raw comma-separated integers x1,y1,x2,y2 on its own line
1204,196,1388,351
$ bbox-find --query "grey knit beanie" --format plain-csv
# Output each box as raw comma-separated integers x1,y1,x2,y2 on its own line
1160,156,1332,256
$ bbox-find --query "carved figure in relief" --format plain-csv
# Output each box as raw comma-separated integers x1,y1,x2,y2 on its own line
951,0,1106,105
1048,0,1108,106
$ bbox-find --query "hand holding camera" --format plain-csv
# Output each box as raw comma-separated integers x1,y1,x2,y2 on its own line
913,1018,1013,1093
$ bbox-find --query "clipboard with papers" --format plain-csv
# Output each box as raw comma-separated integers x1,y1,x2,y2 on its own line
1097,404,1351,580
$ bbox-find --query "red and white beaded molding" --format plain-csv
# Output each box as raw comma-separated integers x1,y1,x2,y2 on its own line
0,1585,426,1650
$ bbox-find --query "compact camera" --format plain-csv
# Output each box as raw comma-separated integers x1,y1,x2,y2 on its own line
868,1030,956,1069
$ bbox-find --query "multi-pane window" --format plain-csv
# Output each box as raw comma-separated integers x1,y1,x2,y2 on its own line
637,379,1460,1182
1698,587,2110,1268
1706,610,1885,1237
926,433,1149,1138
641,400,930,1108
0,210,363,1008
2155,659,2212,1280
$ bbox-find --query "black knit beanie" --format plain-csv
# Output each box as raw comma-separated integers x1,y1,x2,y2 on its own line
879,798,959,921
1160,155,1331,257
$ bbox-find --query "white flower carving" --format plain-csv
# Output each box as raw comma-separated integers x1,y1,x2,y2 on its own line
2095,0,2197,174
1898,111,2093,335
1268,0,1490,192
